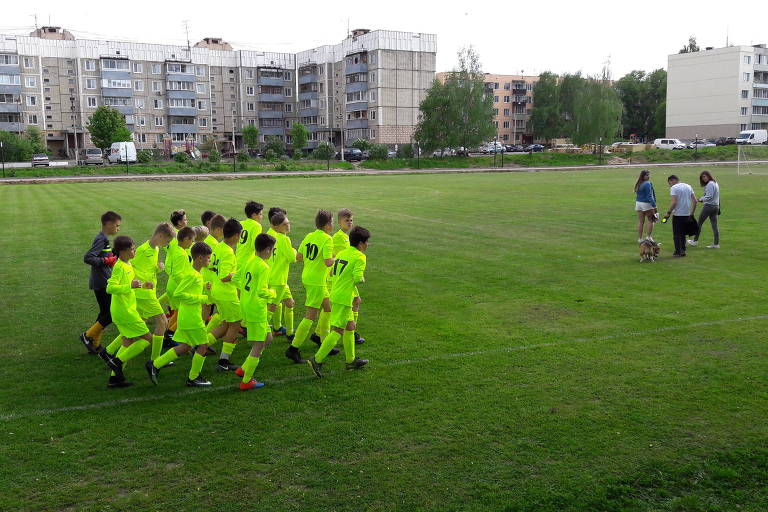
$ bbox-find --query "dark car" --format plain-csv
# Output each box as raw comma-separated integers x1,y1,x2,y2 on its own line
714,137,736,146
336,148,363,161
525,144,544,152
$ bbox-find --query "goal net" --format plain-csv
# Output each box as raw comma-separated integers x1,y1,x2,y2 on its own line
737,144,768,175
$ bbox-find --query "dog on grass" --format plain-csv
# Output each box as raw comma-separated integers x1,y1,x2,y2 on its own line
639,239,661,262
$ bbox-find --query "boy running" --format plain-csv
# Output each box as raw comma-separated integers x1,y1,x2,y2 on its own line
309,227,371,377
333,208,365,345
266,212,296,340
236,201,263,268
146,242,215,387
80,211,121,354
232,233,277,390
209,218,244,371
164,227,196,334
204,214,226,333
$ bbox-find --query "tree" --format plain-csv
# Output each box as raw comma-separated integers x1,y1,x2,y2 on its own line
86,106,132,151
24,126,47,154
396,143,414,158
290,122,309,158
529,72,561,141
571,77,623,145
558,72,584,138
313,141,335,170
679,36,700,54
351,138,372,151
242,125,259,152
615,69,667,140
414,79,453,152
264,136,284,158
368,144,389,160
0,131,33,162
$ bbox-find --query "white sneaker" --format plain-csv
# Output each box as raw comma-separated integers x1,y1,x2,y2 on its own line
637,238,644,243
687,240,698,247
647,236,654,242
706,244,720,249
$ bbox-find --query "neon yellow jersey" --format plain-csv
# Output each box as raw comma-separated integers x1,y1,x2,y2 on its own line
330,247,366,307
299,229,333,286
332,229,350,257
236,218,262,268
211,242,239,302
234,256,275,324
174,268,208,330
267,227,296,286
131,241,160,300
106,259,143,324
165,243,191,296
201,235,219,284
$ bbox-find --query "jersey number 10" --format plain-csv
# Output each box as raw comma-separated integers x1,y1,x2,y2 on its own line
305,243,319,260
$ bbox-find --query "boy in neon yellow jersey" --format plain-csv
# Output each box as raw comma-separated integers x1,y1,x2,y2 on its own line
202,214,225,332
266,212,296,340
103,236,157,388
131,222,174,362
209,218,244,371
235,201,263,269
309,226,370,377
164,227,195,333
332,208,365,345
285,210,339,364
146,242,215,387
232,233,277,391
266,207,287,333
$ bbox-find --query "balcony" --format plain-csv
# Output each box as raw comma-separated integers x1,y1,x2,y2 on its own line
347,118,368,129
754,63,768,72
0,84,21,94
101,70,131,80
345,81,368,93
170,123,198,134
298,73,318,85
753,98,768,107
259,93,284,102
258,76,284,87
0,121,22,132
345,62,367,74
754,81,768,89
259,110,284,119
167,73,195,82
168,106,197,116
512,88,527,95
102,88,132,98
298,107,319,117
0,103,21,113
260,126,284,136
0,65,20,75
345,101,368,112
298,91,319,101
167,90,196,100
110,105,134,115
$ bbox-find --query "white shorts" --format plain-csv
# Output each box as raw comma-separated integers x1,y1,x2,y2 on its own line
635,201,654,212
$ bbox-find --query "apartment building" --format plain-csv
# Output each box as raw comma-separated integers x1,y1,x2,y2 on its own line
435,72,538,145
0,27,435,156
667,44,768,139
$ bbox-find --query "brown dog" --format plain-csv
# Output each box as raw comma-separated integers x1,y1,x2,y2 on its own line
639,239,661,262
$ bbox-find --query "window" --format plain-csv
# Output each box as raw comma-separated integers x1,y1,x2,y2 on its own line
284,87,292,97
370,129,376,138
503,108,510,116
132,62,143,73
504,83,510,90
741,106,748,116
168,98,195,108
740,123,748,131
156,134,164,143
23,57,33,68
133,80,144,91
167,81,194,91
103,97,130,107
87,96,98,107
196,83,206,94
26,95,36,106
245,69,254,79
503,121,510,128
166,63,192,74
152,64,161,74
0,54,19,65
27,114,38,124
85,78,97,90
504,96,510,103
155,116,164,127
101,79,131,88
0,94,19,104
284,103,292,113
742,90,749,99
154,99,164,109
494,82,499,89
135,98,145,109
370,109,376,120
743,72,751,82
152,81,162,92
137,116,146,126
83,59,96,71
198,117,208,127
493,108,499,115
197,100,207,110
744,55,752,65
124,115,134,125
247,102,255,111
246,86,254,95
284,71,292,81
24,76,36,88
494,96,499,103
101,59,129,70
195,65,205,77
753,105,768,115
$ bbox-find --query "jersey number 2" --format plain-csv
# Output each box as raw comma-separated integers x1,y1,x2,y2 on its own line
244,271,252,291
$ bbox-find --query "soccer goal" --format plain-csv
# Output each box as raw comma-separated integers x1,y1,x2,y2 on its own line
737,144,768,175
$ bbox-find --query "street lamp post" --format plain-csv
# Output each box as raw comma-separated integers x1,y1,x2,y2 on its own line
694,133,699,161
1,141,5,178
493,135,498,167
598,137,603,165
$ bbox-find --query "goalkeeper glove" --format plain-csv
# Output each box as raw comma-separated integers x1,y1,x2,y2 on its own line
103,255,118,267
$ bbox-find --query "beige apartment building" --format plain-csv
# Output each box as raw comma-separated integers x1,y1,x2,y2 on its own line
436,72,538,144
667,44,768,139
0,27,435,157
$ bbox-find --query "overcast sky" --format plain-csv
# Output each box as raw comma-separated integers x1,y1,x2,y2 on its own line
1,0,764,78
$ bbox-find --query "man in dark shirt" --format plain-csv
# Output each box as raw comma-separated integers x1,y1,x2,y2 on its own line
80,211,122,354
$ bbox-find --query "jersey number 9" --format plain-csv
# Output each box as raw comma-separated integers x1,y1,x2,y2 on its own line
239,230,248,245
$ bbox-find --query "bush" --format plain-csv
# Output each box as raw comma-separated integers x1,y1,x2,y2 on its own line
352,138,372,152
137,149,154,164
292,151,303,160
173,151,189,163
312,142,336,161
397,144,414,159
265,136,285,158
265,149,277,161
368,144,389,160
236,151,250,163
275,161,289,171
208,150,221,163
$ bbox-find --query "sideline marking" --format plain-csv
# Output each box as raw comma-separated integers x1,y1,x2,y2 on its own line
1,314,765,422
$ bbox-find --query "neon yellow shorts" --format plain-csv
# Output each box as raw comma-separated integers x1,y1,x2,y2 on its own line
329,303,354,329
174,328,208,347
215,299,242,323
304,284,329,309
268,284,293,305
136,297,164,319
246,321,270,342
115,321,149,339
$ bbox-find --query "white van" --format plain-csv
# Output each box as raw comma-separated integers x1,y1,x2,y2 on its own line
736,129,768,145
653,138,686,150
107,141,137,163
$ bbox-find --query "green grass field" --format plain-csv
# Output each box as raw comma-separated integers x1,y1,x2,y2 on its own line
1,167,767,511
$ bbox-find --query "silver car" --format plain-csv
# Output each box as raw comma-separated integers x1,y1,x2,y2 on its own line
31,154,50,167
79,148,104,165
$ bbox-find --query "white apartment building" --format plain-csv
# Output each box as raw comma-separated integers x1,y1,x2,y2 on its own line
667,44,768,139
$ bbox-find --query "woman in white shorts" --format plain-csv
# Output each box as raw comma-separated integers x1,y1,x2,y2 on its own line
633,169,657,242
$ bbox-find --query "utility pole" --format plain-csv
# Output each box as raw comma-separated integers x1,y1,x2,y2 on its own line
232,110,237,173
1,141,5,178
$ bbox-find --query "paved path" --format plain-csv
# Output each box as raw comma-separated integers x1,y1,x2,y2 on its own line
0,159,762,185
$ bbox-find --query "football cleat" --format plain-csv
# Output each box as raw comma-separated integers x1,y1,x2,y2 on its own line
239,379,265,391
285,346,306,364
217,360,241,372
234,367,244,377
273,326,287,336
308,357,324,378
145,360,159,385
107,375,133,388
345,357,369,370
354,332,365,345
310,333,322,346
80,333,98,354
186,376,212,387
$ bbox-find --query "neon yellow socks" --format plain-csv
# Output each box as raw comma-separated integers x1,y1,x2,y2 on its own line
315,331,341,363
291,318,314,348
206,333,220,348
272,304,283,330
189,352,205,380
240,355,260,383
315,310,330,338
151,335,163,360
206,313,223,333
353,310,359,324
153,347,179,369
106,335,123,356
342,330,355,363
284,307,294,335
221,342,236,361
119,339,149,363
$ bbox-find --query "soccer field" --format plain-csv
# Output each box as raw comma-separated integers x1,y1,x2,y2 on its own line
1,167,767,511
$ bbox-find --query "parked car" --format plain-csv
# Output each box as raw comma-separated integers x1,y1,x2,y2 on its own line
653,138,686,150
455,147,471,156
509,144,525,152
387,150,397,158
525,144,545,152
736,129,768,144
432,148,454,157
31,154,50,167
687,139,716,149
79,148,104,165
336,148,363,161
107,141,137,163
